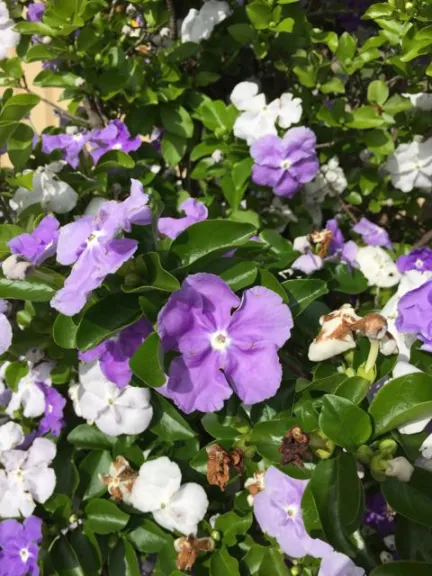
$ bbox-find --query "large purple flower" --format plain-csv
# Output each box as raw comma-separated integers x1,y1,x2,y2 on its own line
157,273,293,413
27,2,45,22
42,131,90,169
397,247,432,273
250,127,319,198
158,199,208,240
396,279,432,351
352,218,392,249
0,516,42,576
51,180,152,316
253,467,333,559
88,120,142,164
37,384,66,436
8,216,60,266
79,318,152,388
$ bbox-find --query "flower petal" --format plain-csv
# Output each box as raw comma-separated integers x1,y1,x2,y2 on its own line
131,456,182,513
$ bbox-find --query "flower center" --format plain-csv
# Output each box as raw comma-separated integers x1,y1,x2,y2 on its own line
210,331,231,351
285,504,298,519
280,159,292,170
20,548,30,562
415,258,424,269
107,396,115,406
87,230,103,247
48,404,53,413
113,143,123,150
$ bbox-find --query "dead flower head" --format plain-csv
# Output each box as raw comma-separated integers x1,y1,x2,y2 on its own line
310,229,334,258
99,456,138,504
174,536,214,571
206,444,244,491
279,425,311,467
244,471,265,505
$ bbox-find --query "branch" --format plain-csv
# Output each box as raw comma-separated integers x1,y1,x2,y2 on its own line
339,198,359,223
414,229,432,248
20,85,89,127
82,96,106,129
166,0,177,41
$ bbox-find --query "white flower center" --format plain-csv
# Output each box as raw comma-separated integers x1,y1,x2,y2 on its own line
415,258,424,269
73,133,83,142
280,159,292,170
285,504,298,519
112,143,123,150
107,396,115,406
87,230,103,247
20,548,30,562
48,404,53,413
210,331,231,351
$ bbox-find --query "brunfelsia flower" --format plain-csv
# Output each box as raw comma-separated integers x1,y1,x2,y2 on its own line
51,179,152,316
157,273,293,413
364,492,395,539
0,299,12,356
130,456,209,535
42,129,90,169
0,1,20,60
356,246,400,288
403,92,432,111
0,516,42,576
37,384,66,436
5,361,53,419
385,138,432,192
396,278,432,351
158,198,208,240
0,422,24,453
8,215,60,266
79,318,152,388
181,0,231,44
0,438,56,518
88,120,142,163
250,128,319,198
27,2,45,22
253,467,333,559
352,217,392,249
318,551,365,576
397,247,432,273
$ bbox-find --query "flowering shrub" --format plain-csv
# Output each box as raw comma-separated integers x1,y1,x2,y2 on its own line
1,0,432,574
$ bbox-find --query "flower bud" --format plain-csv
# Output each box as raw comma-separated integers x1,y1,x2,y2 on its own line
355,445,374,464
378,439,398,457
370,453,389,480
211,530,221,541
385,457,414,482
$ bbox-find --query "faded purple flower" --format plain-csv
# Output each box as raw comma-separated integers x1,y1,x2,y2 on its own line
396,279,432,351
250,127,319,198
352,218,392,249
364,492,395,539
0,516,42,576
158,199,208,240
326,219,358,266
88,120,142,163
157,273,293,413
397,247,432,273
79,318,152,388
292,252,323,275
42,130,89,169
27,2,45,22
253,467,333,559
51,179,152,316
8,215,60,266
319,551,365,576
37,384,66,436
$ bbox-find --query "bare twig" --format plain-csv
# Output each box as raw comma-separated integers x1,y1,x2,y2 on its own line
166,0,177,41
20,83,88,126
339,198,359,223
108,0,119,22
414,229,432,248
82,96,106,129
0,195,13,223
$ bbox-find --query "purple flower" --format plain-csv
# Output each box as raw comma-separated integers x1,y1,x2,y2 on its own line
79,318,152,388
8,216,60,266
157,273,293,413
396,279,432,351
158,199,208,240
250,127,319,198
318,551,365,576
364,492,395,539
88,120,141,164
292,252,323,274
42,131,89,169
0,516,42,576
326,219,358,267
37,384,66,437
352,218,392,249
51,179,152,316
253,467,333,559
27,2,45,22
397,247,432,273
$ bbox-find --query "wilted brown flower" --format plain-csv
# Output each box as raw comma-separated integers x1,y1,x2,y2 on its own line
244,471,265,505
310,229,334,258
206,444,244,490
174,536,214,571
99,456,138,504
279,426,311,467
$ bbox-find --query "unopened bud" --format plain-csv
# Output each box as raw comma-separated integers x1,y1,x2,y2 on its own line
356,445,374,464
370,453,389,481
2,255,33,281
210,530,221,541
42,36,52,45
378,439,398,457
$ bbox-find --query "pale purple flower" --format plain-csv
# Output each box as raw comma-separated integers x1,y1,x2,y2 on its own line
326,219,358,267
51,180,152,316
42,131,90,169
292,252,323,275
0,516,42,576
157,273,293,413
250,127,319,198
364,492,395,539
319,551,365,576
79,318,152,388
396,279,432,351
37,384,66,436
352,218,392,249
88,120,142,163
27,2,45,22
253,467,333,559
158,199,208,240
397,247,432,273
8,215,60,266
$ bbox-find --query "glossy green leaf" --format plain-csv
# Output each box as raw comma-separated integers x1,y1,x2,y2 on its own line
370,562,432,575
53,313,81,349
94,150,135,171
161,132,187,167
211,546,240,576
109,539,140,576
0,276,56,302
50,536,85,576
79,451,112,500
382,473,432,528
214,512,253,547
124,252,180,293
67,424,117,451
250,416,297,463
282,279,328,316
130,332,166,388
160,104,194,139
128,519,173,553
84,499,130,534
7,123,35,169
367,80,389,106
150,394,196,441
319,395,372,451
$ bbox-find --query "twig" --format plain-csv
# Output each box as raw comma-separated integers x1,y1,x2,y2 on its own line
414,229,432,248
20,84,89,126
108,0,119,22
166,0,177,41
339,198,359,223
316,140,337,149
82,96,106,129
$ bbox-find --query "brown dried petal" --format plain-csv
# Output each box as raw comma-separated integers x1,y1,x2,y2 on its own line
99,456,138,502
206,444,231,491
310,229,333,258
351,313,388,340
279,426,311,467
175,536,214,571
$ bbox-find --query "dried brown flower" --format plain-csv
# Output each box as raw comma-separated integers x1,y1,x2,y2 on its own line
206,444,244,490
99,456,138,503
174,536,214,571
279,426,311,467
310,229,334,258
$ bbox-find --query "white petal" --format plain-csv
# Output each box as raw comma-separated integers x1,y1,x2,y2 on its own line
0,422,24,452
84,197,107,216
385,456,414,482
24,466,56,503
10,177,44,214
308,336,356,362
356,247,400,288
153,483,209,535
78,388,110,422
25,438,57,467
0,448,27,471
131,456,182,513
0,478,35,518
230,81,260,110
420,434,432,459
278,93,303,129
180,9,200,43
42,179,78,214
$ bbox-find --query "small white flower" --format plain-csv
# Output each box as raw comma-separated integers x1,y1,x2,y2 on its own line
181,1,231,44
211,149,224,163
0,1,20,60
41,36,52,45
420,434,432,460
356,246,401,288
385,456,414,482
2,254,33,281
403,92,432,111
277,93,303,129
303,157,347,221
385,137,432,192
75,362,153,436
6,361,53,419
0,422,24,453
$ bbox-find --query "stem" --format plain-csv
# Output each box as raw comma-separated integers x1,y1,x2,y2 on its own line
166,0,177,41
82,96,106,129
338,198,358,223
365,340,380,374
414,229,432,248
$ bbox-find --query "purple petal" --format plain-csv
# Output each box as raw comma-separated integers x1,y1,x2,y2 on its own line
250,135,283,167
0,519,21,546
274,171,300,197
8,215,60,265
292,253,323,274
352,217,392,249
56,217,93,265
23,516,42,543
158,199,208,240
252,164,283,189
79,341,108,363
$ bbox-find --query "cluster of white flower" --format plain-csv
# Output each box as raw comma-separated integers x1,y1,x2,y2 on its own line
0,1,20,60
230,81,303,144
181,0,231,44
403,92,432,111
385,137,432,193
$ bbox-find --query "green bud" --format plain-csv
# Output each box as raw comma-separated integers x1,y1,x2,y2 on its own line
291,568,301,576
370,453,388,481
355,445,374,464
211,530,221,541
378,438,398,456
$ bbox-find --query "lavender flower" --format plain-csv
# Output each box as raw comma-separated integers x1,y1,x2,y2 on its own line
79,318,152,388
397,247,432,273
27,2,45,22
157,273,293,413
326,219,358,266
319,551,365,576
0,516,42,576
42,130,89,169
88,120,142,164
158,199,208,240
250,128,319,198
51,179,152,316
364,492,395,539
352,218,392,249
253,467,333,558
8,215,60,266
37,384,66,436
396,279,432,351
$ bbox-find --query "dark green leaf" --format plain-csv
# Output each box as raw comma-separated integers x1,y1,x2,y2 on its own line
161,132,187,167
94,150,135,171
319,395,372,451
151,394,196,441
130,332,166,388
50,536,85,576
160,105,194,139
68,424,117,450
282,279,328,316
0,276,56,302
370,562,432,575
215,512,253,547
79,451,112,500
211,546,240,576
53,314,81,349
84,499,130,534
382,474,432,528
128,519,173,553
109,539,140,576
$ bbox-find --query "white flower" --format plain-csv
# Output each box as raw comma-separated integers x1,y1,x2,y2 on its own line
385,456,414,482
181,1,231,44
75,362,153,436
131,456,208,535
0,438,56,518
420,434,432,460
0,422,24,453
2,254,33,281
6,361,53,419
10,166,78,214
385,138,432,192
84,197,107,217
278,93,303,129
356,246,401,288
308,306,360,362
403,92,432,111
303,158,347,217
0,2,20,60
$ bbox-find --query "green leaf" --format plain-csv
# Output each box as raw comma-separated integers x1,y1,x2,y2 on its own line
258,548,289,576
367,80,389,106
5,361,28,392
0,276,56,302
382,472,432,527
130,333,166,388
320,77,345,95
161,132,187,167
150,394,196,441
53,314,81,349
128,519,173,553
363,4,394,19
346,106,387,129
67,424,117,450
124,253,180,294
211,546,240,576
76,294,141,352
161,105,194,139
79,451,112,500
50,536,85,576
201,412,241,440
370,563,432,576
334,376,370,404
336,32,357,61
319,395,372,451
84,499,130,535
109,539,140,576
384,94,412,115
282,279,328,316
215,512,253,547
7,123,35,169
396,516,432,562
69,529,102,576
198,100,236,134
246,1,272,30
199,259,258,292
168,220,256,269
362,130,394,156
274,18,295,33
0,224,23,257
368,373,432,437
331,264,369,294
0,93,40,123
228,23,257,44
258,269,287,302
94,150,135,172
